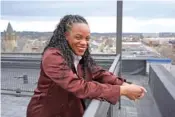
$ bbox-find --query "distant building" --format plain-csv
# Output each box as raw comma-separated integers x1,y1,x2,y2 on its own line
22,39,47,53
159,32,175,37
142,38,159,46
2,22,18,52
169,40,175,54
142,33,159,38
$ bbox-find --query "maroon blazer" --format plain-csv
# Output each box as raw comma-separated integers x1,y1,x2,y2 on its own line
26,48,125,117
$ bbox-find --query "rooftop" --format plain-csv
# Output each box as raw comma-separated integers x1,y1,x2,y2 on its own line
1,50,175,117
116,74,162,117
1,1,175,117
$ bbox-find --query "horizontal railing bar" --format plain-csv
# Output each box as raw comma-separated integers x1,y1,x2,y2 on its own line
109,54,120,73
1,53,116,56
83,54,120,117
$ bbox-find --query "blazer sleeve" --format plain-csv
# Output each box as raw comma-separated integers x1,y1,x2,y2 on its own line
91,64,126,85
42,48,120,104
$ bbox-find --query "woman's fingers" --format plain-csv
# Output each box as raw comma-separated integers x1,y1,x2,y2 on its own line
140,86,147,93
123,84,147,101
128,96,136,100
130,84,147,93
138,92,145,99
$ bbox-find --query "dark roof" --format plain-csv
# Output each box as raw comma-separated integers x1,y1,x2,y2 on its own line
6,22,13,33
169,40,175,44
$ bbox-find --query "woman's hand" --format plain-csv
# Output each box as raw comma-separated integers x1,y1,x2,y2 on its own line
120,84,147,100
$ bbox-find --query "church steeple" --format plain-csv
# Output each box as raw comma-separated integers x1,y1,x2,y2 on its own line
6,22,13,33
3,22,17,52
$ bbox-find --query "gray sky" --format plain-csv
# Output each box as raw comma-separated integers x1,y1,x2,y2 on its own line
1,0,175,32
2,1,175,19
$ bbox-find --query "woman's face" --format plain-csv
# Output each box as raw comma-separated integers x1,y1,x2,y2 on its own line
65,23,90,56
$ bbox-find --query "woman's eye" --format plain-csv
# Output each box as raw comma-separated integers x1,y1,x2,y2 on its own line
86,38,90,41
75,36,81,40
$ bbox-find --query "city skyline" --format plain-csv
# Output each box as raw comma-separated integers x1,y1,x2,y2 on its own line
1,18,175,33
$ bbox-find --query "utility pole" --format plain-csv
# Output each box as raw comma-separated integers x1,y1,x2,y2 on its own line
117,0,123,110
116,0,123,56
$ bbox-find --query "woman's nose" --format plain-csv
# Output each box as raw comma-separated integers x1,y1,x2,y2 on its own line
80,39,88,46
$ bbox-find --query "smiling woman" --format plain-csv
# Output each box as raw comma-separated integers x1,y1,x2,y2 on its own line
65,23,90,56
26,14,146,117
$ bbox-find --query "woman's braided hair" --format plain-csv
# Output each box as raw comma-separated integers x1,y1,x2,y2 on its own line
43,14,97,79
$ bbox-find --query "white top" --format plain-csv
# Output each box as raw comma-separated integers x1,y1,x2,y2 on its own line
72,53,82,72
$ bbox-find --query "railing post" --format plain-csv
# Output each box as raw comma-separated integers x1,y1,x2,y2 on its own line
116,0,123,110
23,75,28,84
16,88,21,97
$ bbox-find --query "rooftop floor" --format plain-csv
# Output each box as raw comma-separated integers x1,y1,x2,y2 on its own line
1,95,30,117
1,74,162,117
116,74,162,117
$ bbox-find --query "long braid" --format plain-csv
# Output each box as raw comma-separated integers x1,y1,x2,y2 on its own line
42,14,97,78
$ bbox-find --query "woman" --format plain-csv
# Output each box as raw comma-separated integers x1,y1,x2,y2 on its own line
27,14,146,117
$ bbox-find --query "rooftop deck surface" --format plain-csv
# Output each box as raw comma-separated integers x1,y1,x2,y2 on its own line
1,74,162,117
116,74,162,117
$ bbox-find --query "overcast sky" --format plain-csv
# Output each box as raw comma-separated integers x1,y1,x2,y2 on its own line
1,0,175,33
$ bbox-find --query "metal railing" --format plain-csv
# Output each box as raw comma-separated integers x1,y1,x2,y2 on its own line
1,52,116,56
83,54,121,117
1,54,116,97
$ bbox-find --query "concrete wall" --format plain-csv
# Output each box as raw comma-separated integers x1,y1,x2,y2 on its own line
1,57,147,74
149,65,175,117
1,56,114,70
122,59,146,75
